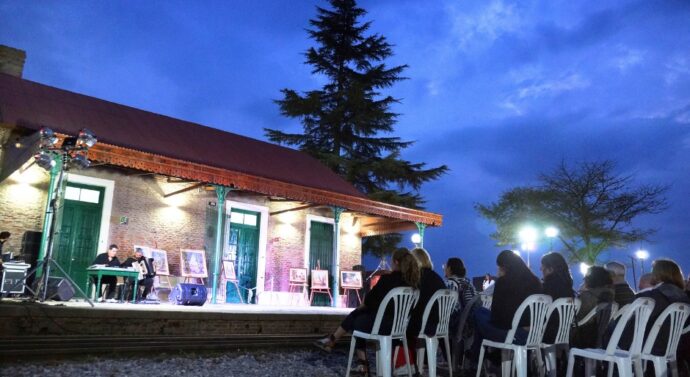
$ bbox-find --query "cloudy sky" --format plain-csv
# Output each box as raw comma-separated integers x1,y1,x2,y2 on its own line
2,0,689,285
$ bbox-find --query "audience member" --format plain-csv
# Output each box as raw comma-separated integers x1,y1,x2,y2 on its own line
540,252,574,343
471,250,542,361
604,261,635,306
621,259,690,355
91,244,121,301
638,273,654,291
572,266,614,348
482,273,494,292
444,257,478,364
314,248,420,375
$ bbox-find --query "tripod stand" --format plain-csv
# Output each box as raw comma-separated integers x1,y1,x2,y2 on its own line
4,153,94,306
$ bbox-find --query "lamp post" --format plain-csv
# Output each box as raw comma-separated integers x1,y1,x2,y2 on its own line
518,226,538,268
544,226,559,251
411,233,422,249
635,249,649,273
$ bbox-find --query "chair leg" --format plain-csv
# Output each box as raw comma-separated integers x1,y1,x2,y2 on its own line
584,358,594,377
633,357,644,377
565,352,575,377
427,337,438,377
346,336,357,377
670,359,679,377
514,347,527,377
380,337,393,377
475,344,486,377
653,358,668,377
416,344,425,376
617,359,633,377
544,346,557,377
501,349,512,377
443,336,453,377
401,337,414,377
607,360,614,377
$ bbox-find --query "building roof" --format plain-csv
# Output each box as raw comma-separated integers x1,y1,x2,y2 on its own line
0,73,363,197
0,73,442,229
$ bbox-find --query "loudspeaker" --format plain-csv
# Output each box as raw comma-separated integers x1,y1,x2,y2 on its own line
45,277,75,301
169,283,207,306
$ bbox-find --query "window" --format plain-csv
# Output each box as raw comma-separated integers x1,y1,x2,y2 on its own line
64,186,100,204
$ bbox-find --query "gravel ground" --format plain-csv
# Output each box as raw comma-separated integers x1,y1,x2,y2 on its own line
0,348,358,377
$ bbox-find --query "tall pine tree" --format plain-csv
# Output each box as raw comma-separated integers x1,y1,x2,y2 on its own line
266,0,447,258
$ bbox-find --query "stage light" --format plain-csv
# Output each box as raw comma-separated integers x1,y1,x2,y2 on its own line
34,151,56,171
39,127,58,147
77,128,97,148
71,153,91,169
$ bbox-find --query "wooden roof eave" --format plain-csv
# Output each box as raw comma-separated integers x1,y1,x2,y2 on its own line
87,142,443,226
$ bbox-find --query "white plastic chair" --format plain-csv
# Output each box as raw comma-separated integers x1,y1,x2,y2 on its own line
411,289,458,377
480,294,493,309
541,297,581,377
452,294,481,371
566,297,655,377
577,302,620,327
640,302,690,377
476,294,553,377
346,287,419,377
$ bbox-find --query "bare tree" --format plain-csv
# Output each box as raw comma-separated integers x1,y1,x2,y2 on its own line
476,160,668,264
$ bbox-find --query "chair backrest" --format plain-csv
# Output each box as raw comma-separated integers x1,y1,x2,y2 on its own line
418,289,458,337
371,286,420,337
504,294,552,346
455,295,481,340
605,297,655,356
544,297,581,345
642,302,690,358
480,294,492,309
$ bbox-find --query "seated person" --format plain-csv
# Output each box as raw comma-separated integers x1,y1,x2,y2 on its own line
120,247,156,301
91,244,120,301
572,266,614,349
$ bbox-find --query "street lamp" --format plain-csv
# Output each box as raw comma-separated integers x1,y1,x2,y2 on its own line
411,233,422,248
544,226,559,251
579,262,591,276
635,249,649,273
519,226,538,268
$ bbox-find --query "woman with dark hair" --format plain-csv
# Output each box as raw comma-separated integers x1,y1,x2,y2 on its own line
471,250,542,360
540,252,575,343
572,266,614,348
314,248,420,375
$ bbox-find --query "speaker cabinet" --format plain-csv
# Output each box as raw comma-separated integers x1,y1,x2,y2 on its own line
45,277,75,301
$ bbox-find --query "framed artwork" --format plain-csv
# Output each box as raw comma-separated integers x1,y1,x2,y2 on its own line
180,249,208,278
150,249,170,276
223,260,237,281
311,269,329,290
289,268,307,284
341,270,363,289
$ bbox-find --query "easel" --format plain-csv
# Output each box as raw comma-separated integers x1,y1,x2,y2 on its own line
288,281,308,306
222,261,243,304
309,269,332,306
342,288,362,307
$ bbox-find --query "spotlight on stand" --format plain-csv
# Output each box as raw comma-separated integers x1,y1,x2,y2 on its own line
34,151,56,170
71,153,91,169
77,128,97,148
39,127,59,148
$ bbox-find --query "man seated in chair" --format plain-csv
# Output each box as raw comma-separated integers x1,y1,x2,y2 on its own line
121,248,156,301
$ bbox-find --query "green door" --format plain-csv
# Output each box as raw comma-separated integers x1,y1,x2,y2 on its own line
55,183,104,291
309,221,334,307
224,209,260,304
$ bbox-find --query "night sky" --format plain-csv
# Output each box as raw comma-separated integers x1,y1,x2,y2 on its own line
2,0,689,286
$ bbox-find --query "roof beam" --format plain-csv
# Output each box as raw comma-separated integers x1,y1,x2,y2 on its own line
163,182,205,198
270,203,320,216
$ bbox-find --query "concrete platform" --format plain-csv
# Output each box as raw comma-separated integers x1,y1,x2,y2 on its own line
0,298,351,337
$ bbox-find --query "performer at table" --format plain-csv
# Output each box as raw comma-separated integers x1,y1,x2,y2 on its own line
91,244,120,301
120,247,155,301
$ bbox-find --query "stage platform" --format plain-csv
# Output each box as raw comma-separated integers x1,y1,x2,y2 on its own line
0,298,352,338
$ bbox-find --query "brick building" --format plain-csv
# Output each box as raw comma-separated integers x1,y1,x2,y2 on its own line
0,46,442,306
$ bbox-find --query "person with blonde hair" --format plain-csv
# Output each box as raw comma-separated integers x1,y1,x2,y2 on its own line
620,259,690,355
314,248,420,375
403,248,445,372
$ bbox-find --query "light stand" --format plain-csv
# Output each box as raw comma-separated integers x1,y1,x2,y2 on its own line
366,256,391,282
4,128,97,306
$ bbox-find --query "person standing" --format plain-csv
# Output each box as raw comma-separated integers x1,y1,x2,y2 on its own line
604,261,635,305
120,247,156,301
0,231,10,271
91,244,120,301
